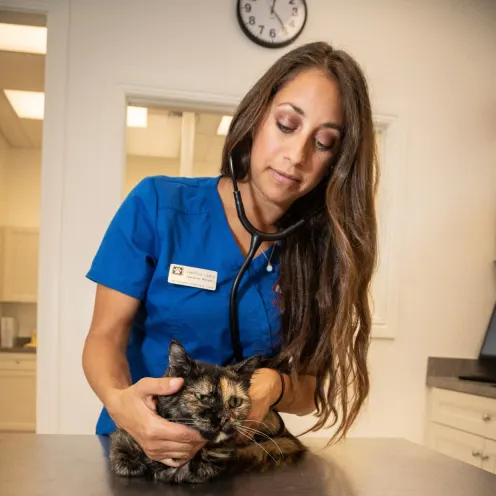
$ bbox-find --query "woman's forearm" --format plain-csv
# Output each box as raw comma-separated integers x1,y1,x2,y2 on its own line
82,334,132,409
272,372,316,416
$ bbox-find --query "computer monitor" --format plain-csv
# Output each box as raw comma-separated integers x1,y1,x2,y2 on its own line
458,303,496,384
479,302,496,360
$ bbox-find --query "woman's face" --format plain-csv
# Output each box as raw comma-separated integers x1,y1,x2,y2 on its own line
249,68,343,209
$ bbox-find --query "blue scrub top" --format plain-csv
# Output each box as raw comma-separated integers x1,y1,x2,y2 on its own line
86,175,282,434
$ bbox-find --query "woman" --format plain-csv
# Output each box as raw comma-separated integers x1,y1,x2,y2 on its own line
82,41,378,468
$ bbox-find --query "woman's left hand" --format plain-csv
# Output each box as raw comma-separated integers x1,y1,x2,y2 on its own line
238,368,282,442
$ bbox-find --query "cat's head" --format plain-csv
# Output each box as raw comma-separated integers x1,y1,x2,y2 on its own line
156,340,264,444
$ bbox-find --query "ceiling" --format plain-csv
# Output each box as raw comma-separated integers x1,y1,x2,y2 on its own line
0,10,228,164
0,50,44,148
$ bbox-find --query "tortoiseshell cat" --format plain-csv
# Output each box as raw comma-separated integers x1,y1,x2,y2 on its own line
109,340,307,483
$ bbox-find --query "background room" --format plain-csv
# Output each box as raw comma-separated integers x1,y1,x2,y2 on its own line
0,0,494,474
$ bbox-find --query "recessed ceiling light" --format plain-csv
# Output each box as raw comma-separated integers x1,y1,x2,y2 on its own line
217,115,233,136
4,92,149,127
0,23,47,54
4,89,45,119
127,106,148,128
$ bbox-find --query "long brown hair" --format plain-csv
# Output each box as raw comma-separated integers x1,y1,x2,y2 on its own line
220,42,379,444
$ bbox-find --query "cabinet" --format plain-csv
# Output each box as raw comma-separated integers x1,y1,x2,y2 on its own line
426,387,496,474
0,226,39,302
0,353,36,431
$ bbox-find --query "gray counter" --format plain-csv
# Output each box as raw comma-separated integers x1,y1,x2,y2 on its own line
0,347,36,354
0,433,495,495
426,356,496,399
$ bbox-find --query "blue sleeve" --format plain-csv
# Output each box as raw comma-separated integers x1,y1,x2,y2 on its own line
86,177,160,300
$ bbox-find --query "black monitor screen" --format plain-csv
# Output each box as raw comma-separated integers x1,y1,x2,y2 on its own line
480,304,496,359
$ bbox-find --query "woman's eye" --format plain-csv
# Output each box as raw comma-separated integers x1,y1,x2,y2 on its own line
276,121,294,133
229,397,243,408
316,140,332,151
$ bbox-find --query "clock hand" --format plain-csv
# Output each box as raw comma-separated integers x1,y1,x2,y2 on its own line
272,8,287,34
264,0,286,36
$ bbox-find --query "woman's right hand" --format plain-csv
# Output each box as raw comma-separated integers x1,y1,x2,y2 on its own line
106,376,206,467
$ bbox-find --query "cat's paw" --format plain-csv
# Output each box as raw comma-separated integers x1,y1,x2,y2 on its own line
110,451,147,477
153,466,179,483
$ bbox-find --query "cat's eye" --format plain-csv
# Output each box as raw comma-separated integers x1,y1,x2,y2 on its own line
195,393,210,402
229,397,243,408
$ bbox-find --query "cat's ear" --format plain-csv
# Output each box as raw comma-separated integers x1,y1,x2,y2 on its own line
230,355,265,376
167,340,193,376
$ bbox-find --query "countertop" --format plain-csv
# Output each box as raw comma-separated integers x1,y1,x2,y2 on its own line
0,346,36,354
426,357,496,399
1,433,495,495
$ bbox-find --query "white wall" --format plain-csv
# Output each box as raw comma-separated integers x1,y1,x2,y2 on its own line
0,140,39,338
1,148,41,228
20,0,496,441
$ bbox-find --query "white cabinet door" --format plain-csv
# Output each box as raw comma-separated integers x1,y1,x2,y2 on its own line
0,227,39,302
427,422,484,469
0,353,36,432
482,439,496,474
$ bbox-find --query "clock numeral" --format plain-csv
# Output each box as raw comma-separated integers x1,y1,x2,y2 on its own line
258,25,264,35
289,0,296,4
269,28,276,38
292,7,298,16
289,19,295,28
249,16,256,25
244,3,252,12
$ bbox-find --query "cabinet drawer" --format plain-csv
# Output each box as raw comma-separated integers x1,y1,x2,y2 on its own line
0,353,36,372
427,422,484,468
483,439,496,474
431,388,496,441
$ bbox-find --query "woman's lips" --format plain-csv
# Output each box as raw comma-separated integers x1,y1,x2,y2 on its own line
269,168,301,186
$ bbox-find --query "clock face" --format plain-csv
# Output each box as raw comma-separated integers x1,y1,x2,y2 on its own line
237,0,307,49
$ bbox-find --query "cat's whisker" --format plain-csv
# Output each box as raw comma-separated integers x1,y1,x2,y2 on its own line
242,419,272,430
234,427,278,464
237,426,283,457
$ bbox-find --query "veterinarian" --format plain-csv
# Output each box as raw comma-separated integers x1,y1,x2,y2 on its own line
82,41,378,468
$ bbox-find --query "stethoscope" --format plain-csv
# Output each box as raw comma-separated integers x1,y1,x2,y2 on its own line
225,154,325,364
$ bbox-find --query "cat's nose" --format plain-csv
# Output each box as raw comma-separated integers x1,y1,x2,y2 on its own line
219,416,229,427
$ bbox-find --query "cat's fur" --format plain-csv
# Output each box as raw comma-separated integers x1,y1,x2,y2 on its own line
109,340,307,483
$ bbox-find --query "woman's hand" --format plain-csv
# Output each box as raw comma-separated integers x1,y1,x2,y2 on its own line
239,368,283,442
106,377,207,467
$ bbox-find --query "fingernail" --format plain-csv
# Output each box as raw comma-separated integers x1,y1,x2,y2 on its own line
169,378,183,388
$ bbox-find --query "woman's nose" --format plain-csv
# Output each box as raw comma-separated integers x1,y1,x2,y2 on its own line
285,135,308,167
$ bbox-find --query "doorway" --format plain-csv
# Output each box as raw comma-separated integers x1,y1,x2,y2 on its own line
0,9,47,432
124,102,232,194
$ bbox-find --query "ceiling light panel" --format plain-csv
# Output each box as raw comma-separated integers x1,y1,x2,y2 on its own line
4,89,45,119
217,115,233,136
127,106,148,128
0,23,47,54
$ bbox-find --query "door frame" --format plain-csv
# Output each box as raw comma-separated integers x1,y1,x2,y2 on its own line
0,0,69,433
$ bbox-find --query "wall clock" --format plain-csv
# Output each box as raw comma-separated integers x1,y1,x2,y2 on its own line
236,0,308,49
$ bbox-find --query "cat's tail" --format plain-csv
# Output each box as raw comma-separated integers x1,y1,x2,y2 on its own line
235,430,307,473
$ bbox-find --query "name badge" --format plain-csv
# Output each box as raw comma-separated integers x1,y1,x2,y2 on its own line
168,264,217,291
